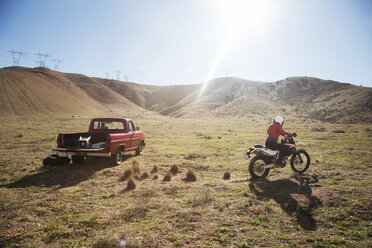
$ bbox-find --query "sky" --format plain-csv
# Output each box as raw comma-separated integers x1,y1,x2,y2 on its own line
0,0,371,87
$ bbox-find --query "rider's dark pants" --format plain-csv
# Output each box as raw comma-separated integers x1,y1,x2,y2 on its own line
265,138,291,157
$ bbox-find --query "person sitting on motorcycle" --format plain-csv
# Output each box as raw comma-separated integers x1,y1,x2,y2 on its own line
265,115,292,160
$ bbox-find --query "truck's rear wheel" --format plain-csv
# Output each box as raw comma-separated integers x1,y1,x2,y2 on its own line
72,155,84,165
113,149,123,165
135,142,143,156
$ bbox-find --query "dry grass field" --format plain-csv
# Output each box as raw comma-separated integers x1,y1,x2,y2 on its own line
0,115,371,247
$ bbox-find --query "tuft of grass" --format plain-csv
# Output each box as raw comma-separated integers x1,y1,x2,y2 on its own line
132,160,141,174
332,129,345,133
16,132,25,138
150,165,158,173
126,176,136,190
140,171,149,180
163,172,172,181
170,164,179,175
223,170,230,180
121,168,133,181
311,127,327,132
185,169,197,182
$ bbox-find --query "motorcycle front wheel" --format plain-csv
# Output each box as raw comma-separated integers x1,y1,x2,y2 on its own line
249,156,270,179
290,150,310,174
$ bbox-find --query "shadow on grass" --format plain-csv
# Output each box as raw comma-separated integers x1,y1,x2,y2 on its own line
249,174,322,230
3,155,132,189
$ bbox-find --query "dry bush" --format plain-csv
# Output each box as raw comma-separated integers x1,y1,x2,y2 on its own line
311,127,326,132
192,189,214,207
332,130,345,133
163,172,172,181
126,176,136,190
141,171,149,180
170,164,179,175
153,174,158,180
150,165,158,173
223,170,231,180
16,133,25,138
185,169,197,182
132,160,141,174
121,168,133,181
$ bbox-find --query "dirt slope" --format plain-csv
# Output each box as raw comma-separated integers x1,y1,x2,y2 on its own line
0,67,106,115
0,67,143,116
1,67,371,123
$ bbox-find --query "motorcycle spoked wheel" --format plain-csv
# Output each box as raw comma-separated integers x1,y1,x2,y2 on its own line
290,149,310,174
249,155,270,179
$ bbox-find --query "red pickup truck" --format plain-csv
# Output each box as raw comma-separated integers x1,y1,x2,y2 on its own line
53,118,145,165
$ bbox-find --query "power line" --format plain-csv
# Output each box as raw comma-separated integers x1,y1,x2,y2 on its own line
116,70,121,80
34,52,51,67
53,59,62,71
8,49,26,66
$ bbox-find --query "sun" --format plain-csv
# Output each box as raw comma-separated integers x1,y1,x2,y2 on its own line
199,0,274,98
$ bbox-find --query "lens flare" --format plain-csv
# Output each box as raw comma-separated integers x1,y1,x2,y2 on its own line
199,0,274,98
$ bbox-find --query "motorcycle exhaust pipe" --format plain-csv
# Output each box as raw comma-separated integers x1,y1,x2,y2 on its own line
262,163,276,169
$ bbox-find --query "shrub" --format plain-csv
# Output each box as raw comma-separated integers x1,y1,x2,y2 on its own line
311,127,326,132
121,168,133,181
126,176,136,190
151,165,158,173
170,164,179,175
163,172,172,181
332,130,345,133
140,171,149,180
153,174,158,180
132,160,141,174
185,169,197,182
223,171,231,180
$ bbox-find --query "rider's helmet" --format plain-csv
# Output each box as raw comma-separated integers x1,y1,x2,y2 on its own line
274,115,284,126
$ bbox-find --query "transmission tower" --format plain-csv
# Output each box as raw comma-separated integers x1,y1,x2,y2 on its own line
105,72,110,79
35,53,51,67
124,75,129,81
116,70,121,80
8,49,26,66
53,59,62,71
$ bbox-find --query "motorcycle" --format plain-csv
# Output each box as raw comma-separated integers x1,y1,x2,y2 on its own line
245,133,311,179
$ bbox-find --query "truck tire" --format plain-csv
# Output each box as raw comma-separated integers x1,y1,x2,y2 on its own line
135,142,143,156
113,149,123,165
72,155,84,165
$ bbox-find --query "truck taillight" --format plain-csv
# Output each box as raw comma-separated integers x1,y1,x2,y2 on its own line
57,134,62,147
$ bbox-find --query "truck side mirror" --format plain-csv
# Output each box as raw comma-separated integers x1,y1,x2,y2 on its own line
136,126,140,131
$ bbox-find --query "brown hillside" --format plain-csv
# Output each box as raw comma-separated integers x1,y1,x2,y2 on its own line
1,67,371,123
64,73,142,113
0,67,106,115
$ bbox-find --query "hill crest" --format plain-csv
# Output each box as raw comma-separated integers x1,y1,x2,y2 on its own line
1,67,371,123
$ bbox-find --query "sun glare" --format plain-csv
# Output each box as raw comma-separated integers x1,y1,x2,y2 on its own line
199,0,274,98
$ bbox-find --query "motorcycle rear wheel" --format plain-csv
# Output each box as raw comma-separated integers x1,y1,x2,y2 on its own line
249,156,270,179
290,150,310,173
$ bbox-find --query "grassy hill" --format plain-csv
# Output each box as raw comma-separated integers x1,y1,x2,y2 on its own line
1,66,371,123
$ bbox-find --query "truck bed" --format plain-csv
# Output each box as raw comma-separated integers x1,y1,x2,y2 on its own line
60,132,107,148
